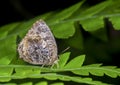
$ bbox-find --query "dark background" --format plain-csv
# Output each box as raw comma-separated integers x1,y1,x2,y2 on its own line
0,0,102,26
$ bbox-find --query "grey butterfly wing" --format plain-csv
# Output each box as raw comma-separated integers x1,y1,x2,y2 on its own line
18,19,58,65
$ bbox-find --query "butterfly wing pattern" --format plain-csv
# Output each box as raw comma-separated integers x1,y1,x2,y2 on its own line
18,19,58,66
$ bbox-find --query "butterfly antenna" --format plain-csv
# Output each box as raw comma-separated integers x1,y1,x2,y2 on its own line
60,46,70,54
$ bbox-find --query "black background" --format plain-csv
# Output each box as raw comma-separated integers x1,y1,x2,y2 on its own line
0,0,102,26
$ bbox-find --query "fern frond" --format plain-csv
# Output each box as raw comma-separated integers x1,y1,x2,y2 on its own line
0,0,120,85
0,53,119,85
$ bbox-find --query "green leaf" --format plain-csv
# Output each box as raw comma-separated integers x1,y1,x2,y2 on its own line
51,21,75,39
14,73,107,85
14,67,41,79
35,81,48,85
80,17,104,31
0,63,118,85
98,0,120,14
58,52,70,68
109,16,120,30
43,73,58,80
71,64,120,78
20,82,32,85
85,64,103,67
33,11,55,21
46,1,84,24
66,21,83,49
1,83,16,85
64,55,85,69
0,22,20,40
0,36,16,65
79,0,112,17
0,67,13,82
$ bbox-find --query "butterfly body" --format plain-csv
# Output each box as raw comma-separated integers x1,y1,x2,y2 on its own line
18,19,58,65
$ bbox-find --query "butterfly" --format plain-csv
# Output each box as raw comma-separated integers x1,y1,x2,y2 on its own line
17,19,58,66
